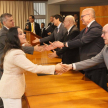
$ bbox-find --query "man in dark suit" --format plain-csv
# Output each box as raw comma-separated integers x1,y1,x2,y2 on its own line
32,14,67,46
47,8,107,90
41,22,47,38
46,15,56,36
25,15,41,36
48,15,80,64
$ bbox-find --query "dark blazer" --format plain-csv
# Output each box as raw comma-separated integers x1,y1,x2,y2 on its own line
67,21,105,71
40,23,67,44
41,28,47,38
56,25,80,64
46,22,56,34
25,22,41,36
0,26,34,65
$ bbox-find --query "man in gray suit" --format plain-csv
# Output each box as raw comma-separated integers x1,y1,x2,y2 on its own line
63,24,108,91
32,14,67,45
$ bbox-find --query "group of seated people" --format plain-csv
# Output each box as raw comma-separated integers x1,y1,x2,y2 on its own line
0,7,108,108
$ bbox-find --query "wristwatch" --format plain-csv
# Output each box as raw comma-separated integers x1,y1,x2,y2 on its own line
63,42,66,47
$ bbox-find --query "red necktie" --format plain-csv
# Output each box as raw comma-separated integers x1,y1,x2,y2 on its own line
85,27,88,33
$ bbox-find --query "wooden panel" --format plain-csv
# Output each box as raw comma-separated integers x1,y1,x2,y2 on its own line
23,36,108,108
27,88,108,108
80,5,108,31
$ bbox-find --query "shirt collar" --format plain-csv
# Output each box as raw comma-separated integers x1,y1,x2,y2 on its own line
68,25,74,33
57,23,61,29
87,20,95,28
4,26,9,30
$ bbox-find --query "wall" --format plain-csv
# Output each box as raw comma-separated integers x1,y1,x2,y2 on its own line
46,3,60,26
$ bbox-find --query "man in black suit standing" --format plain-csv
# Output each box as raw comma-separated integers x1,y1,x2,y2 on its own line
46,15,56,36
33,14,67,46
48,8,107,90
41,22,47,38
25,15,41,36
48,15,80,64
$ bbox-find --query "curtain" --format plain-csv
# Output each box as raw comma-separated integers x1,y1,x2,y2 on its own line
0,1,33,30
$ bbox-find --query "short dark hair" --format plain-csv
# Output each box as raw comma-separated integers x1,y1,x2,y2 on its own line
41,22,45,25
1,13,12,25
53,14,63,22
29,15,35,19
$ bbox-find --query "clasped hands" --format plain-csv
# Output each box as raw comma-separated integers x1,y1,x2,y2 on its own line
32,37,65,52
55,63,72,75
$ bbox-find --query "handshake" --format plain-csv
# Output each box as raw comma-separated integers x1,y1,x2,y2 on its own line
32,37,66,52
55,63,73,75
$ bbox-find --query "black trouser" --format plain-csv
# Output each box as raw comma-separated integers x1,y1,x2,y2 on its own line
85,67,107,91
0,69,3,108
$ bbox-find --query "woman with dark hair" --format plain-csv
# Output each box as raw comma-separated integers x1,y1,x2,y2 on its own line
0,27,65,108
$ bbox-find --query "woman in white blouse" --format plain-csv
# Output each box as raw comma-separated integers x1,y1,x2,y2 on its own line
0,27,66,108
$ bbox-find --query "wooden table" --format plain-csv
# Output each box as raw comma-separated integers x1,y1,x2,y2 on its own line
24,51,108,108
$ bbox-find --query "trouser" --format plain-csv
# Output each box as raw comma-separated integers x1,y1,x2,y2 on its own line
0,69,3,108
1,98,22,108
85,67,107,91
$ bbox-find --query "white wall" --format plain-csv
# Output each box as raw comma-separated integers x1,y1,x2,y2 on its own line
46,3,60,26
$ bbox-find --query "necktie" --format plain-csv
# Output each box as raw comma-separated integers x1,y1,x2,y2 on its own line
56,28,59,33
85,27,88,33
31,23,34,32
67,31,69,36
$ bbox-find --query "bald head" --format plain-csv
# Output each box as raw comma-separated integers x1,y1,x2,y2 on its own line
81,8,95,26
101,24,108,45
64,15,75,29
82,8,95,19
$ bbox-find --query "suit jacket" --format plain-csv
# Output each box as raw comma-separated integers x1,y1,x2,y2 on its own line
40,23,67,44
25,22,41,36
46,22,56,34
0,26,34,65
67,21,105,71
0,49,55,98
41,28,47,38
56,25,80,64
75,45,108,71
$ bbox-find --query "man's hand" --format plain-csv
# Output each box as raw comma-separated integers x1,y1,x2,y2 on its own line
47,32,51,35
34,44,45,52
52,41,64,48
32,37,40,44
55,63,72,74
60,64,73,72
48,50,58,59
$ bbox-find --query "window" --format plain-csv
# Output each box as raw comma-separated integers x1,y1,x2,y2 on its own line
33,2,46,27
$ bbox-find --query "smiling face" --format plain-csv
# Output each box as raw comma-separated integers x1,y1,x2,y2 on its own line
17,28,27,44
81,10,90,26
101,24,108,45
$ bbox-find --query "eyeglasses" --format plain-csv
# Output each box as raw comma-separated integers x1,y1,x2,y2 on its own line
81,14,89,18
102,31,108,35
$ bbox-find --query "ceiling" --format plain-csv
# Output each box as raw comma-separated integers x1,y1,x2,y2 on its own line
48,0,108,6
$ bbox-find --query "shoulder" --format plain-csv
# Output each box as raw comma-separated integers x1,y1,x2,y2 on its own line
72,26,79,31
35,22,40,26
7,49,25,57
91,21,102,29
